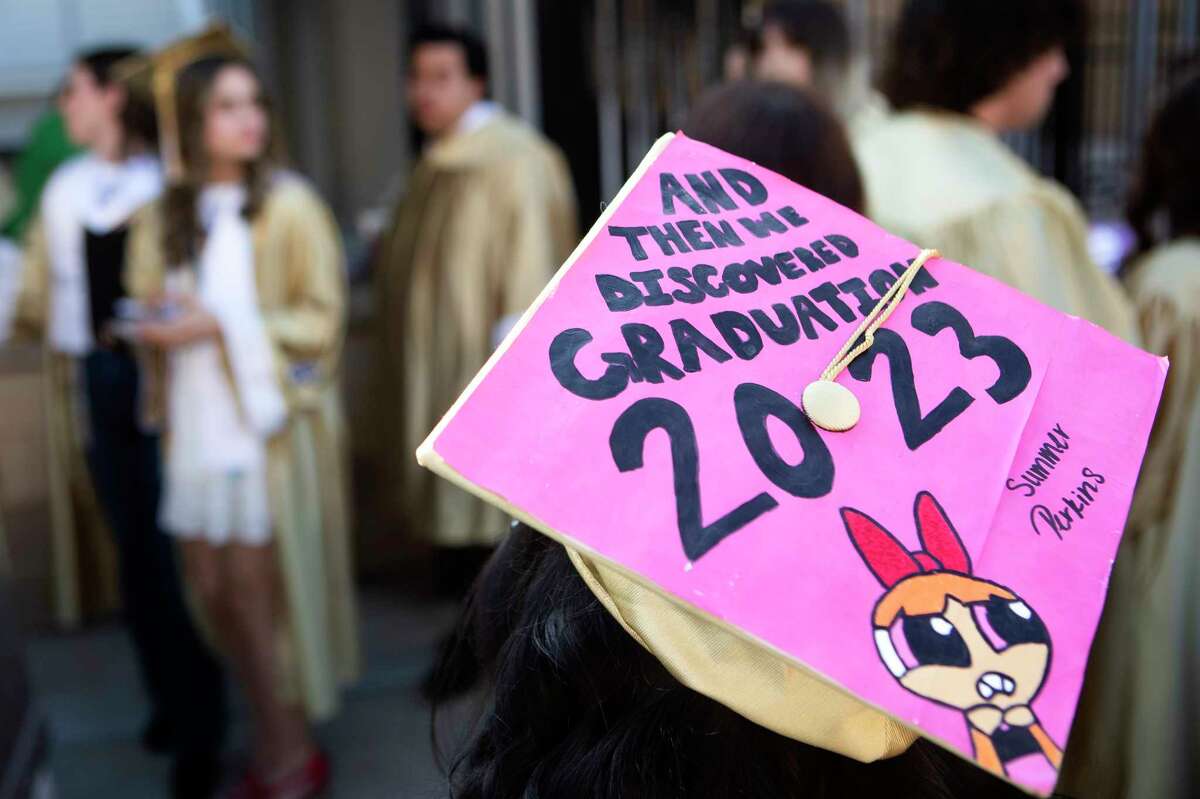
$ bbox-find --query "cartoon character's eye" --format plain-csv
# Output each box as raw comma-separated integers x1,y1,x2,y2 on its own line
973,597,1049,649
901,614,971,668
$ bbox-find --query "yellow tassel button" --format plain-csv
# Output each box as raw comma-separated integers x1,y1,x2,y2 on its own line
802,380,861,432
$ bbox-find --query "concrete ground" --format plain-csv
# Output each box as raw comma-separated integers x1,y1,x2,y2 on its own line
24,588,460,798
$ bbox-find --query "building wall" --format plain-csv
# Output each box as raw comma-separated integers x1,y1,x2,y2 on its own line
0,0,207,150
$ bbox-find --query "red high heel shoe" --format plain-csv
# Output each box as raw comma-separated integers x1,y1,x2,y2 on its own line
225,750,331,799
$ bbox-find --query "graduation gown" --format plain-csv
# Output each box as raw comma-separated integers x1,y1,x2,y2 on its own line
129,177,360,720
854,111,1138,342
376,111,577,547
1064,239,1200,799
12,153,168,627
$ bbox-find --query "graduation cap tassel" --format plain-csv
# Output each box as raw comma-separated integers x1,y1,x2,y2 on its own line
801,248,940,432
111,24,249,184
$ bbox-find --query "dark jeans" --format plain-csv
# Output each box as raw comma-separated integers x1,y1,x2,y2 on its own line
83,349,226,757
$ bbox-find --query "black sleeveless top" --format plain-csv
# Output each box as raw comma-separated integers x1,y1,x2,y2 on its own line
992,723,1041,763
84,226,130,345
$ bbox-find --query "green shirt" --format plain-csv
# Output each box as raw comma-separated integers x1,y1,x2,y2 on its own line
1,111,80,242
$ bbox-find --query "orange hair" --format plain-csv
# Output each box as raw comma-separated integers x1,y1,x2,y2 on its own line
872,572,1015,628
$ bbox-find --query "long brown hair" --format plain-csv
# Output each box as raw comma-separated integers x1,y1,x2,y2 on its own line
162,55,282,266
1123,73,1200,276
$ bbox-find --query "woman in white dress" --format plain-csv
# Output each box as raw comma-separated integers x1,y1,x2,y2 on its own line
135,50,355,799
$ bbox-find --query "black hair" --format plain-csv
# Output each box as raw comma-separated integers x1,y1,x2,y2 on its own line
682,80,864,213
759,1,851,72
881,0,1082,114
1123,73,1200,275
410,23,489,83
76,46,138,86
430,523,1037,798
74,46,158,151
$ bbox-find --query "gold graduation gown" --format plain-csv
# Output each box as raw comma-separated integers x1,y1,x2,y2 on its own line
1064,239,1200,799
854,111,1138,342
376,112,577,547
14,219,120,628
129,178,359,721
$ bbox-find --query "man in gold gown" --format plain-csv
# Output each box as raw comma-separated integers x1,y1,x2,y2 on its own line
375,24,577,587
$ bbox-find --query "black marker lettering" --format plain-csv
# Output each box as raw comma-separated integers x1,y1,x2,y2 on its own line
719,168,768,206
646,223,692,256
791,294,839,339
810,282,857,322
609,226,650,261
629,269,674,307
549,328,629,400
738,212,789,239
838,278,877,315
677,219,715,251
670,318,733,372
703,220,744,249
685,171,738,213
596,274,644,312
660,172,705,215
666,267,705,304
778,206,809,229
621,323,685,383
750,304,802,345
711,311,764,360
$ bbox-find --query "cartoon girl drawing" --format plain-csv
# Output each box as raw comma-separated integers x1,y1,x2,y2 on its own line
840,491,1062,777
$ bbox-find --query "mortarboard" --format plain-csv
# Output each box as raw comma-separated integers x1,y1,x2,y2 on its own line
113,23,248,181
416,132,1166,795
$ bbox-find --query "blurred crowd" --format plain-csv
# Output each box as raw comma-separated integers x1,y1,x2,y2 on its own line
0,1,1196,798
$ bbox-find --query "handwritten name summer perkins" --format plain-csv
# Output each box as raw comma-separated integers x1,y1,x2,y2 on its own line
1005,423,1108,539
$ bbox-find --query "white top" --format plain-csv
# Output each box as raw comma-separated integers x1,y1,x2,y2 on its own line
160,183,285,543
165,184,285,473
39,153,162,354
456,100,502,136
164,266,263,470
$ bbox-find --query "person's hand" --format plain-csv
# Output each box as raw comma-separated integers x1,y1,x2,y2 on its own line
143,291,173,315
137,294,220,348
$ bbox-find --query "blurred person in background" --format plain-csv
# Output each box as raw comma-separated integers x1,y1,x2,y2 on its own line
1072,75,1200,799
854,0,1137,346
131,37,359,799
1,87,108,627
753,1,887,139
375,24,577,596
11,48,227,799
684,80,863,211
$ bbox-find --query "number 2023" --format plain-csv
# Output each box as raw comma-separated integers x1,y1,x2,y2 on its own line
608,301,1032,561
